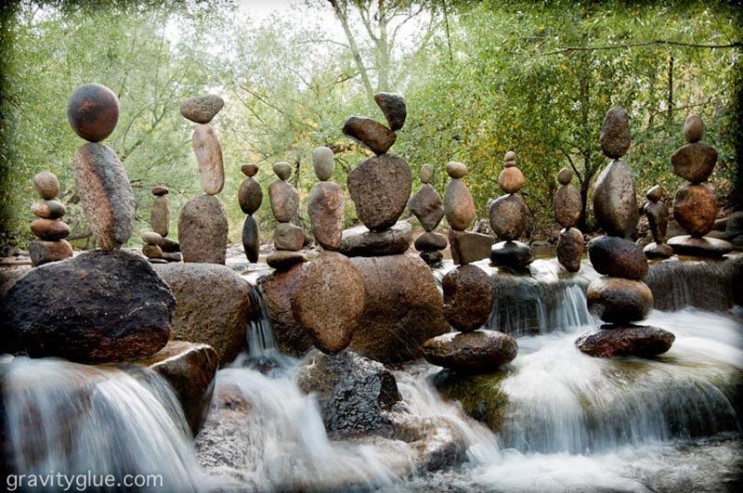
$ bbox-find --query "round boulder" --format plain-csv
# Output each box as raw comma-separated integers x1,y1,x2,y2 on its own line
587,277,653,323
347,154,412,231
422,330,518,373
67,83,119,142
33,171,60,200
498,166,524,194
672,184,717,237
683,114,704,143
599,107,631,159
488,194,528,241
442,265,493,332
671,143,717,184
587,235,648,280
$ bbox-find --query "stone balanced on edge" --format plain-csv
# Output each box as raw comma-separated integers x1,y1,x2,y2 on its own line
408,163,447,266
238,164,263,263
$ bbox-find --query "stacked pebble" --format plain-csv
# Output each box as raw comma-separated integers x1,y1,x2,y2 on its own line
308,147,344,251
265,162,307,270
642,185,673,259
667,115,732,257
142,186,181,263
408,164,447,266
576,108,675,358
488,151,533,269
553,168,584,272
28,171,73,266
238,164,263,263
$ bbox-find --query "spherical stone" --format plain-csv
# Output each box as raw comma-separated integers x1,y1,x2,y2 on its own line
600,107,631,159
420,163,433,184
575,325,675,358
308,181,344,251
268,179,300,223
592,159,638,239
587,235,648,280
242,214,260,263
587,277,653,323
488,193,528,241
498,166,524,193
683,114,704,143
554,184,582,228
178,195,228,264
672,184,717,237
503,151,517,166
141,231,164,245
489,240,534,269
374,92,407,131
408,184,445,232
30,200,66,220
291,252,366,354
643,200,668,244
338,221,412,257
342,116,397,155
556,227,584,272
30,218,70,241
442,264,493,332
645,184,664,202
67,84,119,142
414,231,448,252
142,243,163,259
33,171,60,199
28,240,73,267
266,251,307,270
241,164,259,178
557,167,573,185
444,179,476,231
347,153,412,231
73,142,135,250
273,162,292,181
151,195,169,237
192,124,224,196
274,222,305,251
448,229,494,265
151,186,169,196
445,161,468,179
667,235,732,258
422,330,518,372
180,94,224,124
670,143,718,184
238,177,263,215
643,242,674,259
312,146,335,181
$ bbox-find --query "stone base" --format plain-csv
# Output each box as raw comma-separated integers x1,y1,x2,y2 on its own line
339,221,411,257
575,325,675,358
490,240,533,270
668,235,732,258
266,251,307,270
643,242,674,259
422,330,518,373
28,240,73,267
449,230,494,265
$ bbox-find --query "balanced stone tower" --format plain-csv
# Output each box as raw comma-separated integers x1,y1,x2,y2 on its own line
576,107,675,358
553,167,584,272
642,185,673,259
308,146,344,251
142,186,181,262
28,171,73,266
266,162,306,270
667,114,732,257
238,164,263,263
489,151,533,269
178,95,228,264
409,164,447,266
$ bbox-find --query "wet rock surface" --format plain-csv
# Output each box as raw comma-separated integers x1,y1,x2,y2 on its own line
587,236,648,280
422,330,518,373
490,240,534,270
587,277,653,323
575,325,675,358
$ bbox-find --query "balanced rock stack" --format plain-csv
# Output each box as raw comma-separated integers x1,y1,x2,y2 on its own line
488,151,533,269
340,93,413,256
642,185,673,259
178,95,228,264
576,108,675,358
308,146,344,251
553,168,584,272
142,186,181,263
422,265,518,373
408,164,447,266
28,171,73,266
266,162,307,270
238,164,263,263
69,83,135,250
667,115,732,257
444,161,494,264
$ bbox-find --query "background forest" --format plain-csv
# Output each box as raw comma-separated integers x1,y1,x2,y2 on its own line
1,0,741,253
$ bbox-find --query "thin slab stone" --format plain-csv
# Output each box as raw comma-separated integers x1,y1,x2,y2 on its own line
339,221,412,257
668,235,732,258
576,325,675,358
67,83,119,142
422,330,518,373
30,200,66,220
266,251,307,270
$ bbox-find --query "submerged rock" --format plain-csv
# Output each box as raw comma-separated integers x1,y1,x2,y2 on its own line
575,325,675,358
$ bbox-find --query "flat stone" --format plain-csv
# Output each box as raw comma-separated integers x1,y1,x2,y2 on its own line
420,163,433,184
312,146,335,181
671,143,717,184
268,179,300,223
498,166,524,194
575,325,675,358
408,184,444,232
274,222,305,251
587,235,648,280
241,164,259,177
241,214,260,263
151,195,169,237
445,161,468,179
587,277,653,323
643,242,674,259
67,83,119,142
73,142,135,250
339,221,412,257
180,94,224,124
488,193,528,241
683,114,704,143
600,107,631,159
668,235,732,258
643,200,668,244
273,162,292,180
343,116,396,155
444,179,476,231
442,265,493,332
557,168,573,185
30,218,70,241
592,159,638,239
308,181,344,250
490,240,534,269
374,93,407,131
141,231,163,245
266,251,307,270
672,184,717,237
556,227,584,273
151,186,169,196
33,171,60,199
192,124,224,196
28,240,73,267
178,195,228,264
238,177,263,215
448,229,494,265
415,232,448,251
142,243,163,259
162,252,181,262
422,330,518,373
291,252,366,354
554,184,582,228
347,153,412,231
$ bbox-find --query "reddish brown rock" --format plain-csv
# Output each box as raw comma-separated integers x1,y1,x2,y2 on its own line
374,93,407,131
308,181,344,250
672,184,717,237
192,124,224,196
241,164,259,178
178,195,228,264
556,227,584,272
268,179,300,223
408,184,445,232
488,194,528,241
151,195,170,237
343,116,397,155
347,154,412,231
498,166,524,194
30,218,70,241
442,265,493,332
67,83,119,142
448,230,494,265
33,172,60,200
28,240,73,266
444,179,476,231
599,107,631,159
575,325,675,358
671,143,717,184
274,222,305,251
238,177,263,215
180,95,224,124
30,200,66,220
259,264,314,356
151,186,169,196
422,330,518,372
683,114,704,143
592,159,638,239
587,277,653,323
587,236,648,280
554,184,582,228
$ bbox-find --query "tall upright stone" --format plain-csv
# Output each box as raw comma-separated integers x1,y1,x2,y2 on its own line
182,95,225,196
238,164,263,263
308,147,344,251
642,185,673,259
408,164,446,265
266,162,306,270
553,167,584,272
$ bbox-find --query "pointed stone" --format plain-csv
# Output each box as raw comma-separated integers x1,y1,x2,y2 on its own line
242,215,260,263
374,93,407,131
343,116,397,155
408,184,444,232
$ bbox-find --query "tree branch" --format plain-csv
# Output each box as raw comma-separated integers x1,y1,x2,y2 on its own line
544,39,742,56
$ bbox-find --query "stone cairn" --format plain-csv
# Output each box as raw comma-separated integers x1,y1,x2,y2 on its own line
238,164,263,263
488,151,533,270
409,163,446,266
576,107,675,358
642,185,673,259
553,167,584,272
444,161,494,264
178,95,228,264
308,146,344,251
28,171,73,266
142,186,181,263
667,114,732,257
340,93,413,257
266,162,306,270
